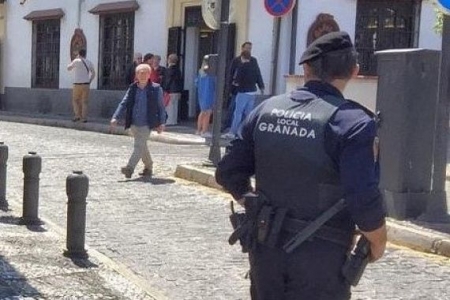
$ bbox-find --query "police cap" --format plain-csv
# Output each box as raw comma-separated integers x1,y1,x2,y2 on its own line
299,31,354,65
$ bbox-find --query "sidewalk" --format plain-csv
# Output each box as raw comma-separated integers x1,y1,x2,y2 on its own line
0,207,158,300
0,111,205,146
2,111,450,259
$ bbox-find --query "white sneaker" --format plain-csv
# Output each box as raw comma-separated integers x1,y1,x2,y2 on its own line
221,133,235,139
201,132,212,138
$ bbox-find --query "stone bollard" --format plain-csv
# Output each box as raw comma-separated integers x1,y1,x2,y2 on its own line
20,151,42,225
0,142,8,210
64,171,89,259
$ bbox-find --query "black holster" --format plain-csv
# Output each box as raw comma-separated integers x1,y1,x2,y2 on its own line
341,235,371,286
228,194,287,252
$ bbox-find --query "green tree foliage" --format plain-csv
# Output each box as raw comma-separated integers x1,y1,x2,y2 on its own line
435,8,444,35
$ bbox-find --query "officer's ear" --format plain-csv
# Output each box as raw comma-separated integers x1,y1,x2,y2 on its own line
303,63,314,80
352,64,360,78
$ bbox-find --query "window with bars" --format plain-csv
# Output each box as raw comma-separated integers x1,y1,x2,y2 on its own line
355,0,421,76
98,12,134,90
32,19,60,88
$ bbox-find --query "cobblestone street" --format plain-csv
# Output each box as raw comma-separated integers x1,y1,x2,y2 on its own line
2,121,450,299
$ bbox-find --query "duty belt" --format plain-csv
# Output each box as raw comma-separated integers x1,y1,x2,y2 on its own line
283,198,349,253
282,217,353,248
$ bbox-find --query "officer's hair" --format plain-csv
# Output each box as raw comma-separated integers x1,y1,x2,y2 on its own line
307,50,358,82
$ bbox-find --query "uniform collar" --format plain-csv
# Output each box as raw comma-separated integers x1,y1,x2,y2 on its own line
303,80,344,98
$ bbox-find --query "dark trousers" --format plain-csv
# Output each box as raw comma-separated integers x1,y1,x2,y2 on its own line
221,93,237,132
249,239,351,300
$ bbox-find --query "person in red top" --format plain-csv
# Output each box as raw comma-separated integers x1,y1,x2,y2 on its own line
149,55,166,84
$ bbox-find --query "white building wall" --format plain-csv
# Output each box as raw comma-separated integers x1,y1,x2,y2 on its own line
247,0,274,94
62,0,98,89
2,0,445,92
295,0,357,76
134,0,168,65
419,1,441,50
3,0,169,90
246,0,355,94
247,0,358,93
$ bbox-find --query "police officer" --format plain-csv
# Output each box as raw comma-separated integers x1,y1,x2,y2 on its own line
215,31,387,300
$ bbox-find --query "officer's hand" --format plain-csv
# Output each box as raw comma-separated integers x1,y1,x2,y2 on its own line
368,242,386,262
360,223,387,262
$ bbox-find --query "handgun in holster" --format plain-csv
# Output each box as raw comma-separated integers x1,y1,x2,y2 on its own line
341,235,371,286
228,202,250,252
228,194,266,252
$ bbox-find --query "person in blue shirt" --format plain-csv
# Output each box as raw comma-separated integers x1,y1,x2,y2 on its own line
110,64,166,179
196,56,216,137
215,32,387,300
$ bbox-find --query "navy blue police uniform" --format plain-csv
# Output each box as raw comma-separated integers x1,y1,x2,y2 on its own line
215,32,386,300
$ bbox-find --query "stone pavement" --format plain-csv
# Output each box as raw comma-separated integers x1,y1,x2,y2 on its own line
2,111,450,257
0,207,157,300
1,113,450,299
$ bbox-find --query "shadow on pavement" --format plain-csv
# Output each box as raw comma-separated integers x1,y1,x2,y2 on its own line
69,257,99,269
0,216,21,225
120,177,176,185
0,254,42,298
25,224,47,233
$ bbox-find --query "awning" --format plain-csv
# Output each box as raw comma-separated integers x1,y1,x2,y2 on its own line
89,0,139,15
23,8,65,21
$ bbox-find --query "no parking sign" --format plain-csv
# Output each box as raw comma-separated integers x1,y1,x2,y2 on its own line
436,0,450,14
264,0,296,17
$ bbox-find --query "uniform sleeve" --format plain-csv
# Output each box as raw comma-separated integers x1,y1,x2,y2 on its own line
326,104,386,232
215,107,260,200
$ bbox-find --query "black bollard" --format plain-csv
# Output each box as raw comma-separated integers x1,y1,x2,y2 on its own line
0,142,8,210
20,151,42,225
64,171,89,259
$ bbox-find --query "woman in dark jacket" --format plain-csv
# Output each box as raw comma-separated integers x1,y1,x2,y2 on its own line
163,54,183,125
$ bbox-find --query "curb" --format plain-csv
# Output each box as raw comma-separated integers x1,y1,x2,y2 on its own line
175,163,450,258
0,114,205,145
175,164,223,190
387,221,450,257
4,198,169,300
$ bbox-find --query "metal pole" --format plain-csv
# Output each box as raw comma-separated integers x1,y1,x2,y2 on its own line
419,14,450,223
270,17,281,95
0,142,8,210
20,151,42,225
64,171,89,259
289,2,299,75
208,0,231,166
